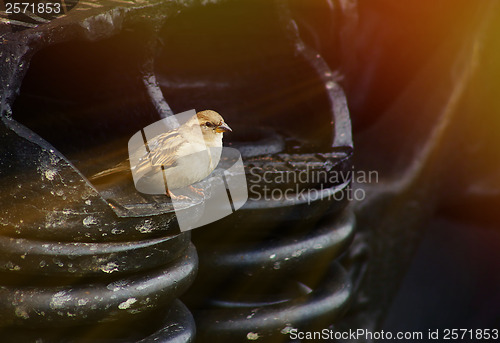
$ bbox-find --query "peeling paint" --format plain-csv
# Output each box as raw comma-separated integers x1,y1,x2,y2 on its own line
135,219,154,234
77,299,89,306
118,297,137,310
83,216,98,227
247,332,260,340
14,307,29,319
107,280,128,291
44,169,57,181
100,262,119,274
49,291,72,309
281,326,295,335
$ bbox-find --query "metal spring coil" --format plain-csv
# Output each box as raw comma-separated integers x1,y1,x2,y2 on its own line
0,225,197,342
184,147,356,343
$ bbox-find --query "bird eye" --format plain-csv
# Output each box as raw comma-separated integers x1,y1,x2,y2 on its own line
205,122,214,127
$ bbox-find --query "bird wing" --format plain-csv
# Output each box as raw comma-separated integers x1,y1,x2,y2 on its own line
91,129,188,182
147,131,184,168
131,131,184,177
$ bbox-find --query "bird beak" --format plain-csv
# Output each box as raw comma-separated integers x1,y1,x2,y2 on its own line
216,122,232,133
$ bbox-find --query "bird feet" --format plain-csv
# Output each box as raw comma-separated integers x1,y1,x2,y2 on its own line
188,185,205,197
166,189,191,201
167,186,205,201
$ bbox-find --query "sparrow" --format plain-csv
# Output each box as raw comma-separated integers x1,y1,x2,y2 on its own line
90,110,232,195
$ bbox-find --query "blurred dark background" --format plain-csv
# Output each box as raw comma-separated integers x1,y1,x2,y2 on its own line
317,0,500,338
383,217,500,341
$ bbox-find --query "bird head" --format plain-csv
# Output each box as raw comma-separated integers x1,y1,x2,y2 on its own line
196,110,232,139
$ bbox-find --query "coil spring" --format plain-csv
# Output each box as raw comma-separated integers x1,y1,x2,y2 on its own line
182,145,357,342
0,228,197,342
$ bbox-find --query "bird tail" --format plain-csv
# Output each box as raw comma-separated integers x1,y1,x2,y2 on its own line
89,161,130,181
